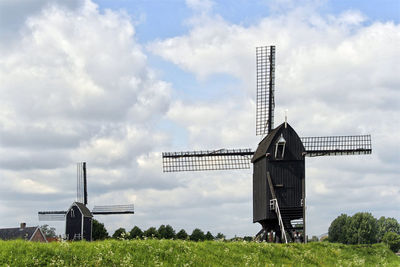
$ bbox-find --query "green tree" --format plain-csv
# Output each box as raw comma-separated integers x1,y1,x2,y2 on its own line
40,224,56,238
205,231,214,241
230,236,243,242
158,224,176,239
308,236,319,242
92,219,109,240
377,217,400,242
216,232,226,240
243,236,253,242
176,229,188,240
129,226,143,239
144,227,159,239
112,227,127,239
382,232,400,253
347,212,378,244
190,228,205,242
328,214,350,243
320,235,329,242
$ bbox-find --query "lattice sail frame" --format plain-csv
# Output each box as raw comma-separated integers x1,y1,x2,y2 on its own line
92,204,135,215
301,135,372,157
162,148,254,172
76,162,86,204
256,46,275,136
162,135,372,172
38,211,67,221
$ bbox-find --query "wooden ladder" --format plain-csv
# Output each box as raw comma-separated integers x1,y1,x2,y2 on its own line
267,172,288,243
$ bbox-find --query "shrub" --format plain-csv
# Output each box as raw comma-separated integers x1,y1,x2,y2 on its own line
243,236,253,242
377,217,400,242
92,219,109,240
112,228,128,239
40,224,57,238
129,226,143,239
158,225,175,239
144,227,159,239
382,232,400,253
328,214,350,243
328,212,378,244
190,228,205,241
205,231,214,241
347,212,378,244
215,232,226,240
176,229,188,240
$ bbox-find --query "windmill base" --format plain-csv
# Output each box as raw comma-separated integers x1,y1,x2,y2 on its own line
254,220,305,243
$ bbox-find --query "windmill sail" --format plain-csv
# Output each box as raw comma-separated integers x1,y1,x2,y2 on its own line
162,148,254,172
256,45,275,136
301,135,372,157
92,204,134,215
38,211,67,221
77,162,88,205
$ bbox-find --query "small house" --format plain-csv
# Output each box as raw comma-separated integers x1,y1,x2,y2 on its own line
0,223,47,242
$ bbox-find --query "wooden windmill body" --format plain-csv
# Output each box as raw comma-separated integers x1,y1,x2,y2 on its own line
252,123,305,242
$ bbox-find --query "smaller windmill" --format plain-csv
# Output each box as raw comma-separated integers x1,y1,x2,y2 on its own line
38,162,134,241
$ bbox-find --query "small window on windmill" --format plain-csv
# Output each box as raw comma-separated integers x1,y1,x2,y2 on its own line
70,209,75,218
275,134,286,159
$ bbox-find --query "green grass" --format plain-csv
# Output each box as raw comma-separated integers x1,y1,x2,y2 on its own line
0,239,399,266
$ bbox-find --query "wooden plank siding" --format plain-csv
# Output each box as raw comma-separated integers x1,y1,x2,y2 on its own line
252,123,305,224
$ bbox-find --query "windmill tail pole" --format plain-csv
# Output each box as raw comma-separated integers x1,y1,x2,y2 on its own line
83,162,88,205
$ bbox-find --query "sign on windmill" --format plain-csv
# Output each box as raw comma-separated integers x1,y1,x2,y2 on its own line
161,46,372,243
38,162,134,241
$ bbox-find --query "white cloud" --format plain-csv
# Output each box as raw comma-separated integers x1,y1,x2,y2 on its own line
0,0,173,230
0,0,170,152
185,0,214,13
336,10,366,26
166,99,255,149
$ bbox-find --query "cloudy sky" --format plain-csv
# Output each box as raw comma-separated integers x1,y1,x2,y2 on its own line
0,0,399,238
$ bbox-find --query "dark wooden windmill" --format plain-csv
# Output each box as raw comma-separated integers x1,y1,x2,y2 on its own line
38,162,134,241
162,46,372,243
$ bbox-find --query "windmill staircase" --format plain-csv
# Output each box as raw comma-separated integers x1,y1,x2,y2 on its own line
269,199,288,243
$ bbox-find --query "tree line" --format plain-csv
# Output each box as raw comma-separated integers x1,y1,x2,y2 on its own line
328,212,400,252
41,211,400,253
92,219,230,242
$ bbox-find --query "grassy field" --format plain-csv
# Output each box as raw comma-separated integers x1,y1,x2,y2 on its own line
0,239,399,266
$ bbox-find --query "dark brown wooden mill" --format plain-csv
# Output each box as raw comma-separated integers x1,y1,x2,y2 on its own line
162,46,372,243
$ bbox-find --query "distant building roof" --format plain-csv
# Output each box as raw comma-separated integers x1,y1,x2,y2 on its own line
73,202,93,217
0,225,44,241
